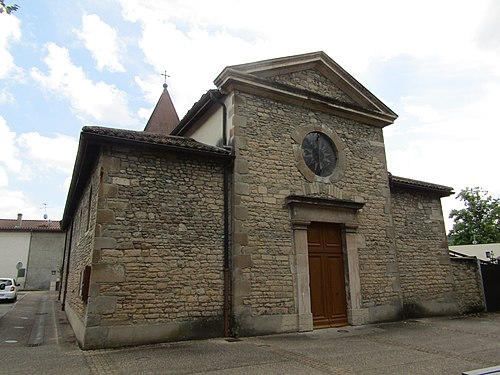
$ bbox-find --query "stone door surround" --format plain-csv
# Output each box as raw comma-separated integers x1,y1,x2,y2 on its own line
286,195,364,331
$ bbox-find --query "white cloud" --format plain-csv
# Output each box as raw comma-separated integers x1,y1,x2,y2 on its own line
0,166,8,187
17,132,78,174
31,43,139,127
0,117,78,219
0,88,14,104
0,116,23,174
77,14,125,73
0,13,21,80
385,81,500,231
0,188,38,219
113,0,497,120
402,103,442,124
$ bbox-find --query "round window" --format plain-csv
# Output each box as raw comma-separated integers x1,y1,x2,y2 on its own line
301,132,337,177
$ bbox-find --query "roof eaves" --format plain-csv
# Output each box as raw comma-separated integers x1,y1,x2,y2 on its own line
215,70,397,127
171,90,221,136
389,173,454,197
61,126,232,230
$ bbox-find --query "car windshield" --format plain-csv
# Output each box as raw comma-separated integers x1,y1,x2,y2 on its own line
0,279,13,286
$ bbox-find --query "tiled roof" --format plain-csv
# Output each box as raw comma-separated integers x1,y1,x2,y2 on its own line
390,174,454,197
82,126,229,155
0,219,61,231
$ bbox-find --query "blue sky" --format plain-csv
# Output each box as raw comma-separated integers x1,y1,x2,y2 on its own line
1,0,499,232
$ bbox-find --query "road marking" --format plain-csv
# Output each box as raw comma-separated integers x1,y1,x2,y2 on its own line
5,340,18,343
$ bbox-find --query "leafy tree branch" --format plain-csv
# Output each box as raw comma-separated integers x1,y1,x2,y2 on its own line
448,187,500,245
0,0,19,14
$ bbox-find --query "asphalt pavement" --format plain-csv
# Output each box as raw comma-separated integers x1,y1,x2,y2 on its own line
0,291,499,375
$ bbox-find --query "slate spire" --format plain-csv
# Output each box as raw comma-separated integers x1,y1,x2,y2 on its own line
144,82,180,135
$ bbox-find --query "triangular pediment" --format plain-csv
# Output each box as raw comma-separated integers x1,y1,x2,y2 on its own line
214,51,397,127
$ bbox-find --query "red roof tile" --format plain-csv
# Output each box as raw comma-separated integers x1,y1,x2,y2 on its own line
0,219,61,231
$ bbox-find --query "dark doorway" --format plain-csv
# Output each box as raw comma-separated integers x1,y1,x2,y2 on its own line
481,263,500,312
307,222,347,327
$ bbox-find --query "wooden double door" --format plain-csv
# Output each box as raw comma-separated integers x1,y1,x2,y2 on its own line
307,222,348,327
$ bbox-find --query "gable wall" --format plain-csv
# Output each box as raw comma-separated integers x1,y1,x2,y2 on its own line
230,72,403,332
391,188,459,316
269,68,357,105
77,145,226,348
25,231,65,290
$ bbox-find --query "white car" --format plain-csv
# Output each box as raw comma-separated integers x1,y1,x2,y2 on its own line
0,278,19,302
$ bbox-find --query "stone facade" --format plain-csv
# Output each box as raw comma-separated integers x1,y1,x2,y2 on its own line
451,257,486,313
61,52,485,349
391,188,459,317
230,88,403,333
61,133,229,348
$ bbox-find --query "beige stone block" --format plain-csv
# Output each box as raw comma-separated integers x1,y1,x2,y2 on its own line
92,264,125,283
234,233,248,246
102,183,118,198
235,159,249,174
386,262,399,273
87,296,117,314
233,136,248,150
386,226,395,238
97,209,115,224
234,280,251,297
233,255,253,268
112,177,130,186
234,206,248,220
94,237,117,250
235,182,250,196
262,196,276,204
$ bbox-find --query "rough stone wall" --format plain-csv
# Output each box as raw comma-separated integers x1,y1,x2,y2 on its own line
230,70,402,329
88,145,225,329
64,163,100,321
391,188,457,316
270,68,357,105
451,258,485,313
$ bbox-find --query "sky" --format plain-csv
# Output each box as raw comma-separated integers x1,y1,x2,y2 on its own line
0,0,499,233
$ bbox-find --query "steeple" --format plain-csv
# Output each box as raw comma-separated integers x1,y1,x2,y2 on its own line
143,81,180,135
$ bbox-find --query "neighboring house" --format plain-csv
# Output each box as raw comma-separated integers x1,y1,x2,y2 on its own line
60,51,479,350
0,214,65,290
450,243,500,262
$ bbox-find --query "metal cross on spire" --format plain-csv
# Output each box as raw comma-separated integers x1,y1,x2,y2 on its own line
161,70,170,89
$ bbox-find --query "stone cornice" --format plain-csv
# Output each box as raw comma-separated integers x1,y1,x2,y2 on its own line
215,69,396,128
285,195,365,211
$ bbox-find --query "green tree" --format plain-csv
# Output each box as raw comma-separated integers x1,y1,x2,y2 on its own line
448,187,500,245
0,1,19,14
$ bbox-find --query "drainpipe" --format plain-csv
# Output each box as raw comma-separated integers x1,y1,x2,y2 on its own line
61,221,74,311
210,91,233,337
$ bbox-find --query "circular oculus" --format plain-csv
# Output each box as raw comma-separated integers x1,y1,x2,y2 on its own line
301,132,337,177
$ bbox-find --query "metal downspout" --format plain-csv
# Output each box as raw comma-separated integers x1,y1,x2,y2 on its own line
210,91,233,337
61,221,74,311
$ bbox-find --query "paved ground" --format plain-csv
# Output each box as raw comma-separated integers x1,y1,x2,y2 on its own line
0,291,499,374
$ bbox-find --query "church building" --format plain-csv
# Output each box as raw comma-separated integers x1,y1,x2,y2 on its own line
60,52,475,349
